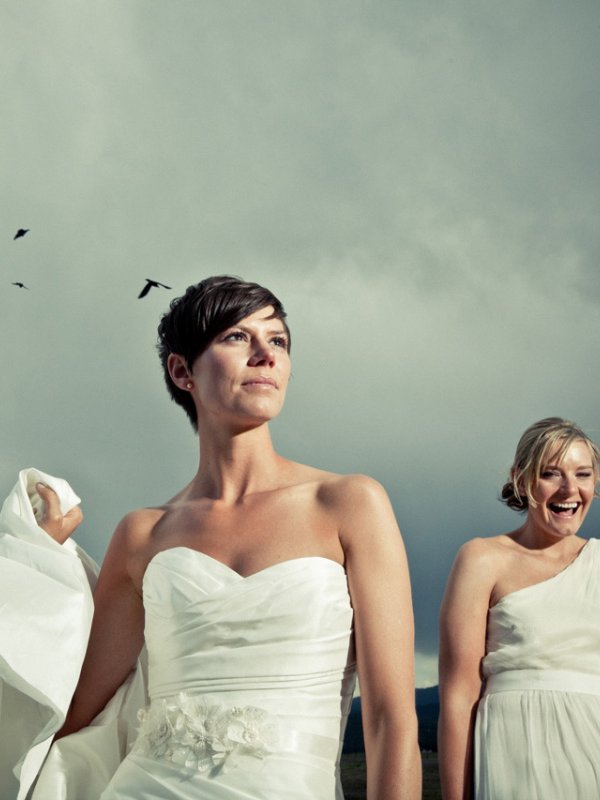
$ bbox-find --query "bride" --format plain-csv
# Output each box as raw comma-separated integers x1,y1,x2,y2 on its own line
22,276,420,798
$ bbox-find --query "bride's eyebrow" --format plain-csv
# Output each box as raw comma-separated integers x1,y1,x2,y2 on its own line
230,323,288,337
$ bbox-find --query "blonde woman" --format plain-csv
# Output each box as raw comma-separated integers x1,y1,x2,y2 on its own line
439,417,600,800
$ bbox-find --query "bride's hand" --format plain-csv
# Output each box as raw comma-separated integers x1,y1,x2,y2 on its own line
36,482,83,544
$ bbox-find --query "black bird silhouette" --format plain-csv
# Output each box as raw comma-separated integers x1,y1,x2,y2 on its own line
12,282,29,289
14,228,29,240
138,279,172,299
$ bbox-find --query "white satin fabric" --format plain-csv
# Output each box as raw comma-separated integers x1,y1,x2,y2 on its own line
101,548,356,799
0,470,356,800
475,538,600,800
0,468,94,800
0,469,146,800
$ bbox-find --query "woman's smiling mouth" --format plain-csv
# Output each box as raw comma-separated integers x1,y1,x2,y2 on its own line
548,501,580,516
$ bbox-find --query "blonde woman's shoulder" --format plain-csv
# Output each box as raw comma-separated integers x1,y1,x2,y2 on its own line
447,535,518,597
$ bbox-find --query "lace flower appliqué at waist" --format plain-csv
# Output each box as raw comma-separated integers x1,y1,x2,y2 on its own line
134,693,279,775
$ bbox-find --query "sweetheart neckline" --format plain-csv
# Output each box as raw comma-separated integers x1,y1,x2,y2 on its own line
142,546,346,586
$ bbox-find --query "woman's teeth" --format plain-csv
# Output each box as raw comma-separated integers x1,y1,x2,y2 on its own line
549,502,579,514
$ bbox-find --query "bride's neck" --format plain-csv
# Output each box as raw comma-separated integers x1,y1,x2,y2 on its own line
192,423,284,502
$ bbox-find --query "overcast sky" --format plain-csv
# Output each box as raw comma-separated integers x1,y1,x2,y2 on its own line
2,0,600,686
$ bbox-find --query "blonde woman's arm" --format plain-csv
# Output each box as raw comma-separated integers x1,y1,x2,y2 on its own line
438,539,494,800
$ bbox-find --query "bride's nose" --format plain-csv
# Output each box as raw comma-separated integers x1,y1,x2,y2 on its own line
248,341,276,367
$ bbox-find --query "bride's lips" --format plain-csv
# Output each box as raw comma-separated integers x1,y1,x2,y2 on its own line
242,377,278,388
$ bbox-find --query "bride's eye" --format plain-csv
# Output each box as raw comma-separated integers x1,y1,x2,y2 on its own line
271,335,289,350
224,331,246,342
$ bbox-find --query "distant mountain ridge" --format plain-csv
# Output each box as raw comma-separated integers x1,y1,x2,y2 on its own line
343,686,439,753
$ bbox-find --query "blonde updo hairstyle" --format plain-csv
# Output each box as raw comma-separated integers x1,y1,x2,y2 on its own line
501,417,600,512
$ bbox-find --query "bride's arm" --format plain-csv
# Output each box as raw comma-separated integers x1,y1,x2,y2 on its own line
333,475,421,800
55,513,148,738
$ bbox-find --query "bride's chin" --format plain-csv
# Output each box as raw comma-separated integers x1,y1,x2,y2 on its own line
230,409,282,431
238,400,285,422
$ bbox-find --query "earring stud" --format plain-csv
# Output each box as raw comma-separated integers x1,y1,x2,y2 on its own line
186,382,193,389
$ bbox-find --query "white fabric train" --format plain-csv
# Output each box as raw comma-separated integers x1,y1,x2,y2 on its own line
0,468,147,800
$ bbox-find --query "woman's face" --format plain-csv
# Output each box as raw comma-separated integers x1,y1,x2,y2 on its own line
526,439,597,540
189,305,291,429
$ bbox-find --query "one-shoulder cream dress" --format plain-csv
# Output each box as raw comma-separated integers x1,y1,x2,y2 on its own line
475,538,600,800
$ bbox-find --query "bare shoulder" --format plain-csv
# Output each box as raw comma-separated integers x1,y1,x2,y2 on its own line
444,535,516,609
456,534,520,568
316,472,390,512
311,473,402,563
454,534,499,564
110,506,166,551
279,461,390,513
102,505,169,585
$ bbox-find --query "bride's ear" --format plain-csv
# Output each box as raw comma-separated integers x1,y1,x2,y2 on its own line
167,354,192,391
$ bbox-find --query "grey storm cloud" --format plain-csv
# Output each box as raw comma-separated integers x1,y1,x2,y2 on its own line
2,0,600,685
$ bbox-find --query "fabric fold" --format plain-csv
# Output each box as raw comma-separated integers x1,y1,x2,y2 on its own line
0,468,147,800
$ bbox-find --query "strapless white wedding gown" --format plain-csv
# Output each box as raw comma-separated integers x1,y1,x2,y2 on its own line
0,470,356,800
101,547,356,800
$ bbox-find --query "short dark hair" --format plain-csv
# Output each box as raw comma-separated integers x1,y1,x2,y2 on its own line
157,275,290,429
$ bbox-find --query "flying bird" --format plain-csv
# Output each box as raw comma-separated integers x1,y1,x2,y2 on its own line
138,279,172,299
12,282,29,289
14,228,29,240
